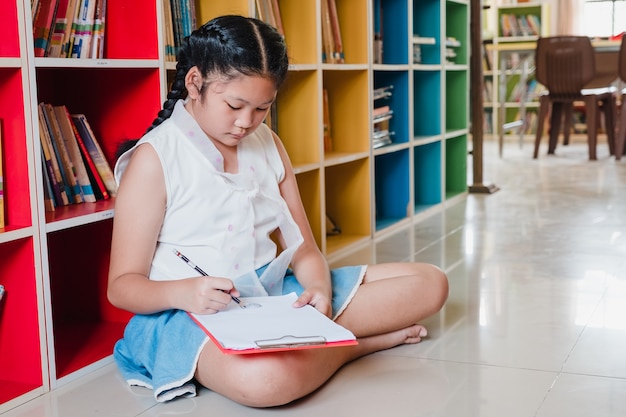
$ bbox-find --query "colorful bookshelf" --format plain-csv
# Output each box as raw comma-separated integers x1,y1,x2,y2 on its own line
2,0,469,409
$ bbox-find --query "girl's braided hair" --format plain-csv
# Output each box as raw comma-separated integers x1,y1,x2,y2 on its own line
116,15,289,157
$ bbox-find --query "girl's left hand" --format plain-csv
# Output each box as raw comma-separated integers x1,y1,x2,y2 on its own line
293,287,332,318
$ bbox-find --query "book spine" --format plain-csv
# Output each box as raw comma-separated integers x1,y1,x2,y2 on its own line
44,104,83,203
71,114,117,196
69,115,110,200
54,105,97,202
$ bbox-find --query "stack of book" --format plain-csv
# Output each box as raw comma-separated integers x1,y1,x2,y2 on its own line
372,85,394,149
37,103,117,211
163,0,197,62
32,0,107,58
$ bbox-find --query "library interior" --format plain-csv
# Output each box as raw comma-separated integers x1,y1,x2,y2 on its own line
1,0,626,416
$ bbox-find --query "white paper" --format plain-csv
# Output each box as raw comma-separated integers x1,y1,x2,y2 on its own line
189,292,356,351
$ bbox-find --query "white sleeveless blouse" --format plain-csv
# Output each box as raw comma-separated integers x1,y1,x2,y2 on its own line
115,100,303,296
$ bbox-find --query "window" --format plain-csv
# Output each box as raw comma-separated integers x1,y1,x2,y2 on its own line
583,0,626,37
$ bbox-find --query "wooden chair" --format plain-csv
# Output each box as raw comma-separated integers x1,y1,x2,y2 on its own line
615,37,626,160
533,36,617,160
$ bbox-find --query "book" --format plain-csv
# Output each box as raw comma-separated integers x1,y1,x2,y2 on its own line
326,0,344,63
33,0,60,57
53,105,97,202
0,120,4,228
323,89,332,152
43,103,83,203
189,293,357,354
68,115,109,200
71,114,118,196
38,109,69,207
47,0,71,57
90,0,106,59
65,0,83,57
320,0,335,63
41,156,56,211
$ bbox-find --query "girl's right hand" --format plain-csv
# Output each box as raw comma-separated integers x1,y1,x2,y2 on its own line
181,276,240,315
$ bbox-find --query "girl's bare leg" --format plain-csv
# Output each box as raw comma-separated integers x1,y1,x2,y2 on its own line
194,262,448,408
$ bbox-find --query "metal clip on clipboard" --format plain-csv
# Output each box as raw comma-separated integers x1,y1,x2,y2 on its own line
255,335,327,349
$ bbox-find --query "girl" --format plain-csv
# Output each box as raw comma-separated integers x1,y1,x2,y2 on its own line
108,15,448,408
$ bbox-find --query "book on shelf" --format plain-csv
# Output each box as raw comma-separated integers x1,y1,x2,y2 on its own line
70,0,97,58
47,0,74,57
71,114,118,197
90,0,107,58
373,85,393,101
372,129,394,149
53,105,97,202
500,13,540,37
0,119,4,228
165,0,197,60
68,114,110,201
373,0,383,64
32,0,60,57
41,156,56,212
43,103,85,204
38,106,70,207
255,0,284,36
323,89,333,152
321,0,344,63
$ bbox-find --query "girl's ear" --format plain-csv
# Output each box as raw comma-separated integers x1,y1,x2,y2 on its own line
185,66,203,99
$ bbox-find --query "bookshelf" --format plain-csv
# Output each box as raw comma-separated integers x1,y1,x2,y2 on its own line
372,0,469,232
482,1,550,142
1,0,468,410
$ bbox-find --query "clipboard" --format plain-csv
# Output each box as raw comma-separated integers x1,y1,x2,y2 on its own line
188,293,358,354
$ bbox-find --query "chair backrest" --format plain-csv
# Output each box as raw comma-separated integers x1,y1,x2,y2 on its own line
619,36,626,82
535,36,596,97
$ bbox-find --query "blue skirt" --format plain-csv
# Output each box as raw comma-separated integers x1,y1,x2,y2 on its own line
113,265,366,401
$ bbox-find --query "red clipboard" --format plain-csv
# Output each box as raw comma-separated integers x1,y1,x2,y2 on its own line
188,293,358,355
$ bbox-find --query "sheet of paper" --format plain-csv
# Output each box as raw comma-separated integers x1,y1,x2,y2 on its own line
189,292,357,353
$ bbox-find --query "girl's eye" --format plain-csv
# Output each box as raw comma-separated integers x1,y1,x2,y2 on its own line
257,107,270,112
227,103,241,110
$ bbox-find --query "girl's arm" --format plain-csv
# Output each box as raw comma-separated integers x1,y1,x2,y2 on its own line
272,133,333,317
107,144,237,315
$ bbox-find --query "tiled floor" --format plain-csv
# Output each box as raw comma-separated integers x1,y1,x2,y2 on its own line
4,139,626,416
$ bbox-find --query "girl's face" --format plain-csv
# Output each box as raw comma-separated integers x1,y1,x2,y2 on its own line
186,73,277,149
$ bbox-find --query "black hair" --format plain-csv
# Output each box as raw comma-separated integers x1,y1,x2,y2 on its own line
116,15,289,158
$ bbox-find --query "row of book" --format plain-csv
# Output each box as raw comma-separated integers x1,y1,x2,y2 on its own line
163,0,197,62
31,0,106,58
321,0,344,64
500,13,541,38
255,0,285,37
37,103,117,211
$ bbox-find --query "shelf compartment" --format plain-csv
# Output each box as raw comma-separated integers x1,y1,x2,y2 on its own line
324,158,371,255
413,70,442,136
375,149,410,231
413,141,442,213
445,0,469,66
0,68,32,230
374,70,409,145
373,0,410,65
194,1,250,25
47,220,132,379
104,0,159,59
295,169,322,249
323,69,370,156
0,237,44,405
35,68,162,166
445,134,467,199
277,70,320,167
445,69,468,132
413,0,442,65
0,0,20,57
330,0,369,64
280,0,317,65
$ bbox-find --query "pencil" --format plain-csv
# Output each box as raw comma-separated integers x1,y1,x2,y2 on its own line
172,249,242,304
